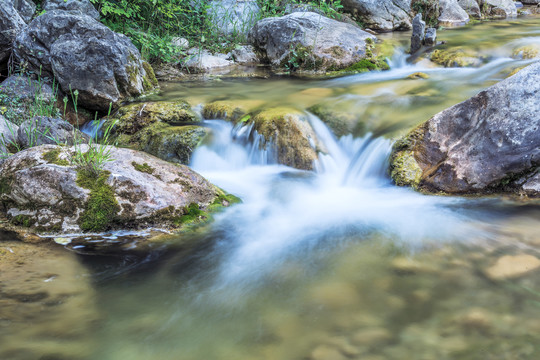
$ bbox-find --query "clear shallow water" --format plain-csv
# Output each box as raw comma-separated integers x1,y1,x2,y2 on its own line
3,16,540,360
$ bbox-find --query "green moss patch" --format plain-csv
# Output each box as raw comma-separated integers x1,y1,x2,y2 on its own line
76,170,120,232
10,214,34,228
42,148,70,166
341,58,390,73
132,161,154,174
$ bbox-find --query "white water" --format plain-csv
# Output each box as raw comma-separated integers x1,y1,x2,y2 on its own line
190,114,478,287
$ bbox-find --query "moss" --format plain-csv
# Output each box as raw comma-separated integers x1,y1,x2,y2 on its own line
202,100,263,123
390,150,423,188
308,104,358,138
42,148,69,166
76,170,120,232
406,72,430,80
512,46,539,60
126,65,140,87
174,203,208,226
0,176,12,196
131,161,154,174
207,192,242,213
10,214,34,228
142,61,159,91
341,58,390,73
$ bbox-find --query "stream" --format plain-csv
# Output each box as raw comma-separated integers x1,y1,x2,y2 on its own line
3,17,540,360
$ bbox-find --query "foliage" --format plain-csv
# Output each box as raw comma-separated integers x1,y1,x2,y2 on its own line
411,0,440,27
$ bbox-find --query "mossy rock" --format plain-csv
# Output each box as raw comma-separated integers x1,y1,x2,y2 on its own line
111,100,198,135
512,45,540,60
308,104,360,138
201,100,264,123
430,49,483,68
250,107,320,170
389,125,426,189
118,122,210,165
339,58,390,74
406,72,430,80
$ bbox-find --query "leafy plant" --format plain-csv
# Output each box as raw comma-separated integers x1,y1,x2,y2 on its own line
411,0,440,27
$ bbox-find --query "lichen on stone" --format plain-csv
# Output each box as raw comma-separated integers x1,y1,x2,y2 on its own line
42,148,70,166
131,161,154,174
430,49,482,68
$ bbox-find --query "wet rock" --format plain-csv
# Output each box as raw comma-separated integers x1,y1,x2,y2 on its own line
153,63,185,81
0,145,230,233
424,28,437,47
389,61,540,196
341,0,412,31
249,12,377,71
391,256,438,275
350,328,392,346
457,0,481,17
43,0,100,20
438,0,470,26
207,0,260,37
250,107,322,170
7,0,35,23
456,308,494,334
410,14,425,54
0,0,27,63
310,345,348,360
512,45,540,60
484,254,540,280
183,49,234,73
481,0,518,18
0,240,98,360
17,116,89,148
430,48,483,67
14,11,157,112
230,45,259,65
305,281,361,309
308,104,359,138
202,99,263,122
406,72,430,79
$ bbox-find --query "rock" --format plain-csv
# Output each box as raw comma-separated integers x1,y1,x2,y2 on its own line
341,0,412,31
484,254,540,280
202,99,263,122
350,328,393,346
0,75,56,126
284,3,324,15
309,345,348,360
410,14,426,54
512,45,540,60
0,145,232,233
456,308,494,334
207,0,260,37
17,116,89,148
390,62,540,196
0,240,98,360
0,115,18,154
0,0,26,63
183,50,234,73
481,0,518,18
307,104,359,138
457,0,481,17
153,63,185,81
438,0,470,26
249,12,377,71
14,11,157,112
250,107,321,170
172,37,189,49
8,0,36,23
521,0,540,4
424,28,437,47
230,45,259,65
43,0,100,20
430,48,483,67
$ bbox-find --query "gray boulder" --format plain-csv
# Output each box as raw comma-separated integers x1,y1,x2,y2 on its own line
480,0,518,18
13,11,157,112
230,45,259,64
43,0,100,20
0,0,26,63
439,0,470,26
424,28,437,47
249,12,377,71
410,14,425,54
390,62,540,197
341,0,412,31
207,0,260,37
0,115,19,154
457,0,481,17
17,116,89,148
9,0,36,23
0,145,232,233
183,49,234,73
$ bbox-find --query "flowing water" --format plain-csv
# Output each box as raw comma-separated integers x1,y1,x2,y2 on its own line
3,17,540,360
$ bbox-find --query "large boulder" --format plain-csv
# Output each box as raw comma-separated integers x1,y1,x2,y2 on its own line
457,0,481,17
249,12,377,71
480,0,517,18
207,0,260,37
13,11,157,112
0,145,234,233
9,0,36,23
438,0,470,26
17,116,89,148
0,0,27,63
341,0,412,31
390,62,540,197
43,0,100,20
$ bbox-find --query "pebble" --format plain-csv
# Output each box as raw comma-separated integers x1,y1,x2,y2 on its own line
484,254,540,280
310,345,348,360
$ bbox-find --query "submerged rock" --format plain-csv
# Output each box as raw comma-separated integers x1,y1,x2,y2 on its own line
249,12,377,71
0,145,233,233
43,0,100,20
341,0,412,31
389,62,540,196
484,254,540,280
14,11,157,112
430,48,483,67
